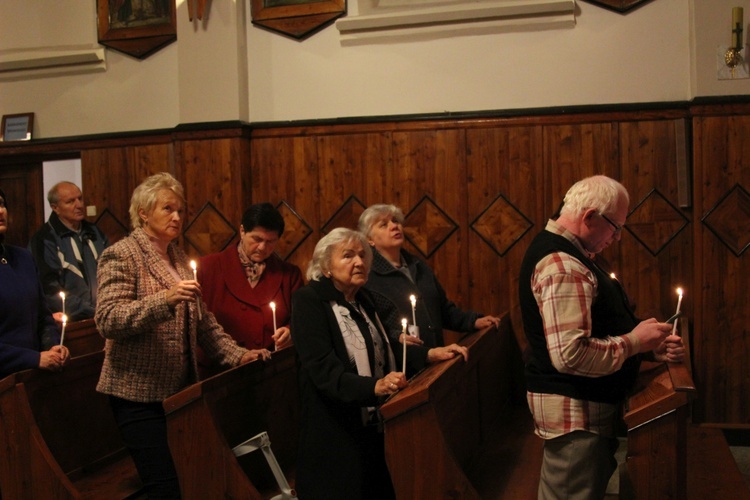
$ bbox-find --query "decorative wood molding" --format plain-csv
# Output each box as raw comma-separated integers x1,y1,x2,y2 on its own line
251,0,346,40
581,0,654,13
97,0,177,59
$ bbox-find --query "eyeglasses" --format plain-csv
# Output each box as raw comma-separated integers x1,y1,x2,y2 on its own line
599,212,624,235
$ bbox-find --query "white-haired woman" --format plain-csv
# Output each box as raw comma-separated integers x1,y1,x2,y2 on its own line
95,172,264,498
358,204,500,349
291,228,468,499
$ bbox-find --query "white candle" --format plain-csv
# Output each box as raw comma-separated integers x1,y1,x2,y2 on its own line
190,260,202,320
409,294,417,327
270,301,277,333
672,287,684,336
59,291,66,318
59,314,68,347
401,318,408,374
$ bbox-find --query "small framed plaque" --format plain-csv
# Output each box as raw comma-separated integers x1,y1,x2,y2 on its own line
1,113,34,142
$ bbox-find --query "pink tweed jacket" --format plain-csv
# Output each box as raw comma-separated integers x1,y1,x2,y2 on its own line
95,227,248,402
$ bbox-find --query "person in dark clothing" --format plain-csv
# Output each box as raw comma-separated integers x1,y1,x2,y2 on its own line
519,175,684,499
0,187,69,378
29,181,109,321
358,204,500,349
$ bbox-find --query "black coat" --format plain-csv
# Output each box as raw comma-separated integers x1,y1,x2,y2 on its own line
290,278,427,499
364,248,480,348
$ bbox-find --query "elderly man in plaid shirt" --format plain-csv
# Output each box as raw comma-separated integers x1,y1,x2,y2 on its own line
519,175,685,499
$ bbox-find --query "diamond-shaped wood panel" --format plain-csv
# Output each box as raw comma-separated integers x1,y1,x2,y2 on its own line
702,183,750,257
404,196,458,259
275,200,312,260
183,202,237,256
626,189,689,256
471,194,534,257
321,195,366,234
95,208,129,245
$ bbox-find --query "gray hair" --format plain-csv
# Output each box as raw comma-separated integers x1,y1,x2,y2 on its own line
559,175,629,218
129,172,185,229
358,204,404,238
306,228,373,281
47,181,80,206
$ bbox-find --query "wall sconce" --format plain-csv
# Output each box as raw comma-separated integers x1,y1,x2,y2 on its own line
725,7,744,72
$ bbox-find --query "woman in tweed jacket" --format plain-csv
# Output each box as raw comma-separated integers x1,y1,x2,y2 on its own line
95,173,263,499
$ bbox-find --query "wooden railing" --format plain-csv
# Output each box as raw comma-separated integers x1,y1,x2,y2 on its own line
380,312,541,499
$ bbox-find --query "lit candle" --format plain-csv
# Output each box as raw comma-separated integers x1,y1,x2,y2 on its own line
59,291,66,318
672,287,684,336
409,295,417,327
610,273,616,280
401,318,408,374
190,260,202,320
59,314,68,347
270,301,277,333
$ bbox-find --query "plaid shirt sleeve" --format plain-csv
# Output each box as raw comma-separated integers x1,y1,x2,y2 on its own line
532,251,639,377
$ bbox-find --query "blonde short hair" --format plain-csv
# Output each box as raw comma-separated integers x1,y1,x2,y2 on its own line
129,172,185,229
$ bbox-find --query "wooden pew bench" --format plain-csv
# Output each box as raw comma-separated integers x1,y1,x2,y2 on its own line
621,331,750,500
62,319,104,359
163,345,300,498
0,351,142,499
381,312,542,499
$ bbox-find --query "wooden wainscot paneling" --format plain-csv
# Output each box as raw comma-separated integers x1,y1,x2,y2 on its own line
692,111,750,425
81,143,174,244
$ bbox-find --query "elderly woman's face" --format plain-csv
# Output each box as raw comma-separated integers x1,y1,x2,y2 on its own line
0,195,7,235
240,225,279,263
367,214,403,252
141,189,184,243
328,239,369,296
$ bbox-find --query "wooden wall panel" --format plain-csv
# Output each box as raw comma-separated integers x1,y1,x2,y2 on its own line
693,114,750,424
0,162,43,247
175,138,248,259
251,135,319,277
618,120,692,322
465,125,544,349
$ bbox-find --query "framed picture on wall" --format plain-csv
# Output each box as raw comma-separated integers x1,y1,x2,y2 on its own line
97,0,177,59
251,0,346,39
0,113,34,142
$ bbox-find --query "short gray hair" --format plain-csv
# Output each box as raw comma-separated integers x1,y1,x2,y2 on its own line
559,175,629,218
47,181,80,206
306,228,373,281
358,204,404,238
129,172,185,229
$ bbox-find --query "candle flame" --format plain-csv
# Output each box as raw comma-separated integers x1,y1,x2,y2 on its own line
401,318,408,328
409,294,416,306
62,314,68,325
676,287,683,297
190,260,197,270
59,291,65,299
270,301,276,311
610,273,616,280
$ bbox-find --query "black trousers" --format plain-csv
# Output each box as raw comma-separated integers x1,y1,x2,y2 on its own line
109,396,181,499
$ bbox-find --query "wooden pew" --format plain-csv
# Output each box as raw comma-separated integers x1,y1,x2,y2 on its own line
621,319,750,499
380,312,541,499
163,345,299,498
62,319,104,358
0,350,142,499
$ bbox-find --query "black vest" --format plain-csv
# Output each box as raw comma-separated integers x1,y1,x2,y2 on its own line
519,229,640,404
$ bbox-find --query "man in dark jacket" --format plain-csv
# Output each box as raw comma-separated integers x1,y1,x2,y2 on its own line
29,181,109,321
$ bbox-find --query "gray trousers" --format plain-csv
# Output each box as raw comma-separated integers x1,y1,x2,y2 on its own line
538,430,619,500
